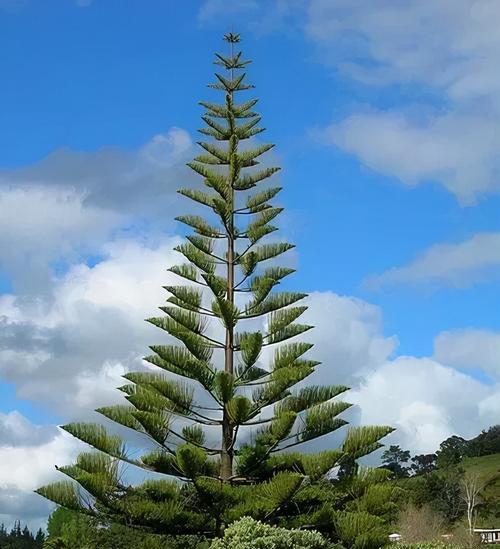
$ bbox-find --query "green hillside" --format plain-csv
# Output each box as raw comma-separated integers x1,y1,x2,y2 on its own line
462,453,500,480
462,453,500,527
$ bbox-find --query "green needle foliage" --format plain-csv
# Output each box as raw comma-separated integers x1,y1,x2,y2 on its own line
37,34,394,544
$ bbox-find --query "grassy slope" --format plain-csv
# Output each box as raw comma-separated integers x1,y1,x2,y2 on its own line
462,453,500,526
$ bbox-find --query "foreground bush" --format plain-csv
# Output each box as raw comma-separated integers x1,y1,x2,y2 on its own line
333,510,388,549
210,517,331,549
397,504,445,543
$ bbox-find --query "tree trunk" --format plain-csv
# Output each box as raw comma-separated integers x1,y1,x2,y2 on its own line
221,227,234,480
221,77,235,482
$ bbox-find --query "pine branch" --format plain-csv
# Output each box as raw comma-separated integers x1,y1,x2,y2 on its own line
209,72,254,92
200,100,257,119
178,188,215,208
214,51,251,70
168,264,199,284
169,429,222,455
197,141,229,163
175,215,224,238
186,162,230,200
235,167,281,190
174,243,220,273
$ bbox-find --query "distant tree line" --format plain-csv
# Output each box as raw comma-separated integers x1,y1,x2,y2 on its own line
379,425,500,527
381,425,500,479
0,521,44,549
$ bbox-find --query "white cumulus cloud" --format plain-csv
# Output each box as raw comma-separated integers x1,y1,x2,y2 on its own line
307,0,500,202
349,356,494,453
434,329,500,377
364,232,500,290
0,412,82,530
0,127,194,295
0,238,183,417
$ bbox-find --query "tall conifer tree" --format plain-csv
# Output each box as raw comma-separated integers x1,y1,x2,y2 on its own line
37,34,393,542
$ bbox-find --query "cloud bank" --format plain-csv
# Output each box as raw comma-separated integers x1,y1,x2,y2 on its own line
365,232,500,290
306,0,500,203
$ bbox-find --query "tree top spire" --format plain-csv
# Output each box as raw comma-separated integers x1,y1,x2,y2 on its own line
224,32,241,43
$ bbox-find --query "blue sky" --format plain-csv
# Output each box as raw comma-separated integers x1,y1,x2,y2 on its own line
1,1,497,357
0,0,500,528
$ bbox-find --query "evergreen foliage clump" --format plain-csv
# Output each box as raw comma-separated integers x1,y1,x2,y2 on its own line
43,508,207,549
36,34,393,544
